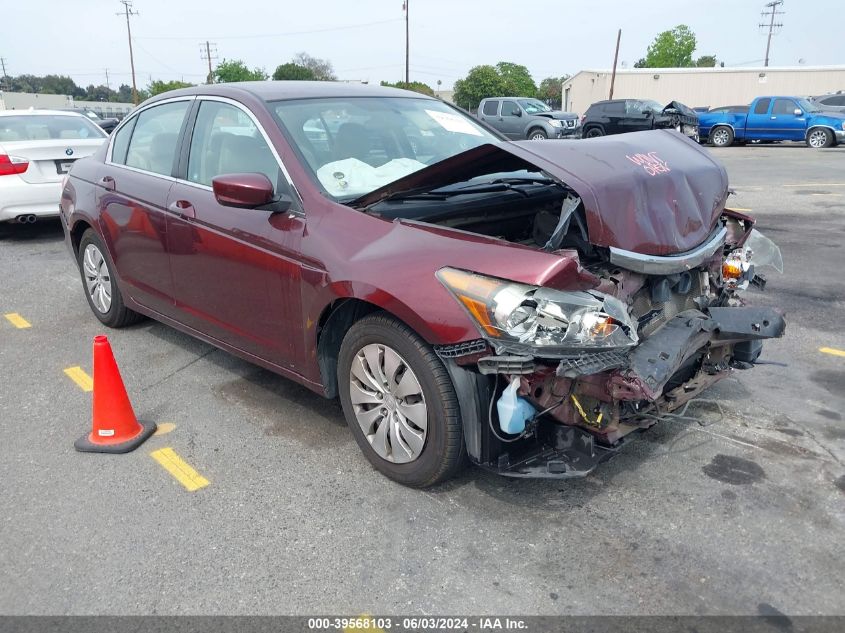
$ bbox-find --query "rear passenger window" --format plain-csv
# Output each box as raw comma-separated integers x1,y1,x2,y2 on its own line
109,117,136,165
187,101,281,189
772,99,796,115
753,98,771,115
603,102,625,114
482,100,499,116
125,101,190,176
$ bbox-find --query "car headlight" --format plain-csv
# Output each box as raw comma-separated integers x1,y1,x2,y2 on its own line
437,268,639,354
547,119,563,128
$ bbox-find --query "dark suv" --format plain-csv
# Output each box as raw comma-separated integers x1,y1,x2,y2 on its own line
581,99,699,141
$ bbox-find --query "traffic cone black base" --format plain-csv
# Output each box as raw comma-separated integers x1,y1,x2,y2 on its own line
74,419,157,454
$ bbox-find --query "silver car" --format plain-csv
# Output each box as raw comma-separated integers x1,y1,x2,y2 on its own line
477,97,580,140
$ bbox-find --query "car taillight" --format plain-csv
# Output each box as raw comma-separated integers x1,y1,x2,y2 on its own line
0,154,29,176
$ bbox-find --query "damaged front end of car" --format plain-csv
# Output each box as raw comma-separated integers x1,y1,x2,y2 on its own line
358,131,785,479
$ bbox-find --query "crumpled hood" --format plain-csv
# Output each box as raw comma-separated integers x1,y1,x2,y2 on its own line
534,110,579,121
355,130,729,256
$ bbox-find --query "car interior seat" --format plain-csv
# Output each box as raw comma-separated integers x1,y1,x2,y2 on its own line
333,123,372,163
216,133,280,186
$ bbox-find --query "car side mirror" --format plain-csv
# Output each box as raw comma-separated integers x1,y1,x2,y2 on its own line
513,109,522,117
642,109,653,116
212,173,289,212
793,108,803,116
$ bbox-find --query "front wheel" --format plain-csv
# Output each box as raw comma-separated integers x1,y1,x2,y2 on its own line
77,229,144,328
709,126,734,147
806,127,833,148
337,313,465,487
528,128,547,140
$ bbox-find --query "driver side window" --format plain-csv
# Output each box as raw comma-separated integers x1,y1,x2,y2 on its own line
501,101,520,117
187,101,282,189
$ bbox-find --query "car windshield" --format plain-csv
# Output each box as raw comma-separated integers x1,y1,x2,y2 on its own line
796,98,821,113
0,115,106,141
270,97,499,201
518,99,552,114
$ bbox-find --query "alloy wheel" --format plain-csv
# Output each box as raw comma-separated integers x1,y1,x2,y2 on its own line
82,244,112,314
348,343,427,464
712,129,730,146
808,129,828,148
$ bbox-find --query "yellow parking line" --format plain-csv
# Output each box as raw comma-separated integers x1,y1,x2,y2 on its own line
64,366,93,392
150,447,209,492
4,313,31,328
819,347,845,358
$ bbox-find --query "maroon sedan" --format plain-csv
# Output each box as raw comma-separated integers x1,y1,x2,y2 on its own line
60,82,784,487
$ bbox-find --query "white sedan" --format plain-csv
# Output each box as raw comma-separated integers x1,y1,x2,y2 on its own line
0,109,108,223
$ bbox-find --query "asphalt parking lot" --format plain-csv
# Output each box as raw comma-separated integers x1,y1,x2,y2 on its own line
1,143,843,617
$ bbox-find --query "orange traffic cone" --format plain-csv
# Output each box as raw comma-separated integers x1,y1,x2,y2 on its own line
74,335,156,453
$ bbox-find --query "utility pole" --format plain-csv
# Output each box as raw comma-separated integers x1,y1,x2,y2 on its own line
200,41,218,84
404,0,409,84
760,0,784,68
117,0,139,105
104,68,110,91
608,29,621,100
0,57,8,91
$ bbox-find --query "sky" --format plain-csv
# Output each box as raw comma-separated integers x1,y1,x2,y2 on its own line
2,0,842,93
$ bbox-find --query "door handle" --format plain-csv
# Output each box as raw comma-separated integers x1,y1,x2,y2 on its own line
168,199,195,219
99,176,115,191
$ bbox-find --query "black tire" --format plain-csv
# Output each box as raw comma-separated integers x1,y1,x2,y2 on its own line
584,126,604,138
806,127,833,148
709,126,734,147
77,229,144,328
527,128,547,140
337,313,465,488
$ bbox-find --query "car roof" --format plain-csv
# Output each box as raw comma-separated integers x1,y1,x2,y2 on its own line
145,80,439,105
0,109,89,117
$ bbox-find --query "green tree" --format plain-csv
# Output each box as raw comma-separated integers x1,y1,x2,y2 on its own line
292,52,336,81
695,55,718,67
453,65,508,111
148,79,194,96
273,63,315,80
84,84,113,102
536,75,570,109
380,80,435,96
641,25,697,68
213,59,268,83
496,62,536,96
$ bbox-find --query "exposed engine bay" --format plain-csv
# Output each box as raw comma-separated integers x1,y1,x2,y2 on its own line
357,132,786,478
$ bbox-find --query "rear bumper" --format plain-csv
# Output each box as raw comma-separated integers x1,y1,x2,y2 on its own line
0,177,62,221
447,305,786,479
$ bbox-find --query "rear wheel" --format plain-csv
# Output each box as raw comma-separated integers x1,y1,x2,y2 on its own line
806,127,833,148
338,313,465,488
584,126,604,138
709,126,734,147
77,229,143,328
528,128,547,140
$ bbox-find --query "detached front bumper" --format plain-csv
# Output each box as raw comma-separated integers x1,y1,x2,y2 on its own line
835,130,845,144
444,305,785,479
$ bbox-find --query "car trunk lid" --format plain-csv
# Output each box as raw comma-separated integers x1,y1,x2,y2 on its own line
0,139,105,184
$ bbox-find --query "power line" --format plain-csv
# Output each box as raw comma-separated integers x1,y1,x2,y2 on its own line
117,0,140,105
759,0,785,68
200,41,218,84
134,18,402,41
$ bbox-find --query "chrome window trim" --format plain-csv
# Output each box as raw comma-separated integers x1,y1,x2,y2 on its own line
608,225,727,275
190,95,303,205
105,95,196,166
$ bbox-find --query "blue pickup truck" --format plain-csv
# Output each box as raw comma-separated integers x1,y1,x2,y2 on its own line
699,96,845,148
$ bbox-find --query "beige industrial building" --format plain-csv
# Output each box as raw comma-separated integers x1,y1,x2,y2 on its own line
0,91,134,118
562,66,845,115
